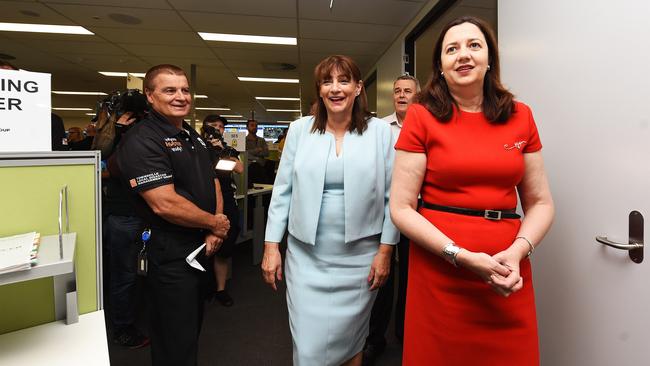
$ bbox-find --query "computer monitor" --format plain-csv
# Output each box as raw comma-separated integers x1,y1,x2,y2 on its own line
224,123,290,142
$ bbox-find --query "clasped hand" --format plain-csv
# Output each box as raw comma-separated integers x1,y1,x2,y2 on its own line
460,249,523,297
206,214,230,256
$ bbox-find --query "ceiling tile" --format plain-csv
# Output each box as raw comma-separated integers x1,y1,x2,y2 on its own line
214,47,299,64
169,0,296,18
300,0,422,26
300,38,386,56
91,27,204,46
180,12,296,37
41,0,172,9
0,1,72,23
300,19,401,43
46,4,191,30
118,43,214,58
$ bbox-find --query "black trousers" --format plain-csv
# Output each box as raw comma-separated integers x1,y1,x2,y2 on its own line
148,229,207,366
366,234,410,346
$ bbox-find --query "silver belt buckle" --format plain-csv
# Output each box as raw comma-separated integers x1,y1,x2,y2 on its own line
484,210,502,220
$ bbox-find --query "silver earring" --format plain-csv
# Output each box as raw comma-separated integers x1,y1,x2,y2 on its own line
440,71,444,76
487,65,491,71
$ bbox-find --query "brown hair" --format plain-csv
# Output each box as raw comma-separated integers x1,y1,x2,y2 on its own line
419,16,514,123
310,55,371,134
143,64,187,92
0,60,18,70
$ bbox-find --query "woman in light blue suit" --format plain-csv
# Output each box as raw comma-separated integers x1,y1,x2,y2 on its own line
262,55,399,366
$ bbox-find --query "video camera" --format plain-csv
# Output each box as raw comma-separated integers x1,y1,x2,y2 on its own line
203,125,239,161
93,89,148,122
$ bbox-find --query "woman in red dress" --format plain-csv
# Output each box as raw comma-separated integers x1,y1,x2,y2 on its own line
390,16,555,365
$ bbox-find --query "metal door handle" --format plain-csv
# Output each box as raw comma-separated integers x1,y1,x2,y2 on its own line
595,236,643,250
594,211,644,263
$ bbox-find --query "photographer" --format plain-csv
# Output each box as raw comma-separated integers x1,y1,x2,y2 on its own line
201,115,243,307
100,90,150,348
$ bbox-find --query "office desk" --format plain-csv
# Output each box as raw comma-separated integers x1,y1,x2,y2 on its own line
235,184,273,264
0,233,78,324
0,310,109,366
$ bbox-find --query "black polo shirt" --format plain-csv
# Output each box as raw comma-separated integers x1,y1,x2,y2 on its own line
117,110,216,233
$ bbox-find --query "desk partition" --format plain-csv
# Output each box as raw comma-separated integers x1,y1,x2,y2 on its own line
0,151,102,334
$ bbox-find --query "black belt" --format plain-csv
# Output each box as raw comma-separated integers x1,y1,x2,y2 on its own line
421,202,520,220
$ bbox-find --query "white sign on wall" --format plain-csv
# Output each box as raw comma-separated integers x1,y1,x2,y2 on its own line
0,69,51,152
223,131,245,152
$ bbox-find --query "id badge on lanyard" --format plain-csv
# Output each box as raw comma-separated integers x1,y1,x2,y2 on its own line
137,228,151,276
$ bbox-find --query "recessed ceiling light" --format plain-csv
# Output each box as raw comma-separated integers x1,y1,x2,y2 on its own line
220,114,243,118
0,22,93,35
195,107,230,111
238,77,299,84
255,96,300,101
52,91,108,96
267,109,301,112
198,32,296,46
52,107,93,111
98,71,146,78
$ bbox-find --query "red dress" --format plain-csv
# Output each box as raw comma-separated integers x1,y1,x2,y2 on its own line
395,102,542,366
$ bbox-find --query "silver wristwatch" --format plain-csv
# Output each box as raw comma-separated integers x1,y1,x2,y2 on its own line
442,243,462,267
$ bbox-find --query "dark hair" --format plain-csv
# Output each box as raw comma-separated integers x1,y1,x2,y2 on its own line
143,64,187,92
419,16,514,123
0,60,18,70
201,114,227,136
246,119,257,127
203,114,227,126
310,55,371,134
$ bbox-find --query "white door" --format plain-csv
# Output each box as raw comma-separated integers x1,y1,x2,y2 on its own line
499,1,650,365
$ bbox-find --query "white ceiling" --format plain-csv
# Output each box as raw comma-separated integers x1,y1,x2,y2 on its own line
0,0,429,125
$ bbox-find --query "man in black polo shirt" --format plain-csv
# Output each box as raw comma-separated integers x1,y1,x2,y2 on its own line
117,64,229,366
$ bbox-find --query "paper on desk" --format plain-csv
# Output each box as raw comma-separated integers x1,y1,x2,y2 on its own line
186,243,206,271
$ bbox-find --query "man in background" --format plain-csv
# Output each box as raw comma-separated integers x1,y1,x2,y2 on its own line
364,73,420,366
245,119,270,185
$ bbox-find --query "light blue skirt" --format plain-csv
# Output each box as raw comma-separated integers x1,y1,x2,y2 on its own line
286,189,380,366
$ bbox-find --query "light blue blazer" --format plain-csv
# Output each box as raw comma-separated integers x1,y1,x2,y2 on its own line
265,116,399,245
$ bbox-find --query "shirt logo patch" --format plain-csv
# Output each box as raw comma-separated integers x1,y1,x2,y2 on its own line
131,172,173,187
164,137,183,152
504,140,527,151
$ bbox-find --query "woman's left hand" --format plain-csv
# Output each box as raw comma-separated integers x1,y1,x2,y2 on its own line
368,244,393,290
490,249,524,296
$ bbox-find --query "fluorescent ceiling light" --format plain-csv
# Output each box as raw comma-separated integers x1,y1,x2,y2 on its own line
99,71,146,78
194,94,208,99
227,119,248,122
53,91,107,96
276,120,295,123
52,107,93,111
267,109,301,112
238,77,299,84
85,113,97,116
256,96,300,101
198,32,296,46
220,114,243,118
0,22,93,35
195,107,230,111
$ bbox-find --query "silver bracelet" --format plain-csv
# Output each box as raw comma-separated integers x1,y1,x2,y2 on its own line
442,243,463,267
515,236,534,257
